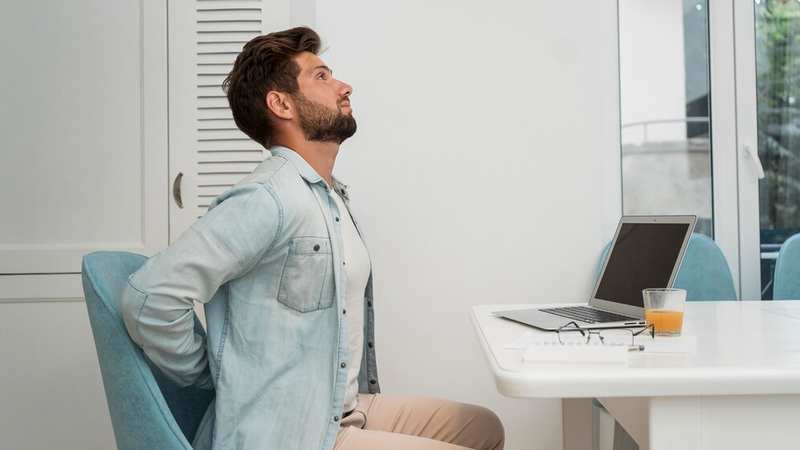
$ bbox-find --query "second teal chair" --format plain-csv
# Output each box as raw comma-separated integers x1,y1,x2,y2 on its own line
773,233,800,300
597,233,737,301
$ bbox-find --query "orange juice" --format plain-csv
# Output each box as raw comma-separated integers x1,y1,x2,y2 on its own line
645,310,684,335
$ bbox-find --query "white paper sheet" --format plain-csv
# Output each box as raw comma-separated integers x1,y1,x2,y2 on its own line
522,342,630,364
506,331,697,355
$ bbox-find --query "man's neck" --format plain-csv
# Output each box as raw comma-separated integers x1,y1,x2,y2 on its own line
276,137,339,188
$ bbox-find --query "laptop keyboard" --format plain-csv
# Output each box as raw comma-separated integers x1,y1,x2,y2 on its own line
539,306,641,324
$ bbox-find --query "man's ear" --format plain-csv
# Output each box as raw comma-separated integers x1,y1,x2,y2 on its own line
265,91,293,120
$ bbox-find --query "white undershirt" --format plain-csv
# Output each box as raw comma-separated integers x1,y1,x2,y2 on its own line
331,193,370,413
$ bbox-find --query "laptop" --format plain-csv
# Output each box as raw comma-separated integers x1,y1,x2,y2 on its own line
494,215,697,330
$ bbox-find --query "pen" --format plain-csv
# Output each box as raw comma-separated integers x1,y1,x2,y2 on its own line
628,345,645,352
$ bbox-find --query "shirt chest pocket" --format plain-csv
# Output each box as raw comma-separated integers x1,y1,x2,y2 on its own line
277,237,335,312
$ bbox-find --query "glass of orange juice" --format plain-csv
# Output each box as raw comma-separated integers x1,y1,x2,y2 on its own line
642,288,686,336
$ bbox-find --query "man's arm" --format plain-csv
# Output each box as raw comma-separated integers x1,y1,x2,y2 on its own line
119,182,282,388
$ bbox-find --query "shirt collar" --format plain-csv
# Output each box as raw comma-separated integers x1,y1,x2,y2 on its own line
270,145,350,197
331,177,350,200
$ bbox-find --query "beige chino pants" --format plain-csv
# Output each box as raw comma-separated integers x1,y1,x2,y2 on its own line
334,394,504,450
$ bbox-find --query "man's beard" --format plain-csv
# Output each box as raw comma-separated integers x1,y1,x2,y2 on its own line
293,93,357,144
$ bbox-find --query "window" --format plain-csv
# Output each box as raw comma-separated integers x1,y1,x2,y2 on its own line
618,0,713,237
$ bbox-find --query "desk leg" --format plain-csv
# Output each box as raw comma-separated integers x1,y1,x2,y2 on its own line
599,394,800,450
597,397,651,449
600,396,703,450
562,398,593,450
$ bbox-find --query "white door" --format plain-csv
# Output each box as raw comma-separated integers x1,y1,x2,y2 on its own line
615,0,800,301
615,0,743,298
733,0,800,300
0,0,168,299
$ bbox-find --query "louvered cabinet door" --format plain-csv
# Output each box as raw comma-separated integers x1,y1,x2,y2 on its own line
168,0,309,239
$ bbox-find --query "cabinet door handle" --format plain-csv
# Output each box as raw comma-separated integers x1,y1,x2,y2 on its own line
173,172,184,209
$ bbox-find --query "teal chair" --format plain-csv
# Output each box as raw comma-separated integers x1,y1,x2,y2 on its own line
773,233,800,300
593,233,736,450
81,251,214,450
597,233,737,301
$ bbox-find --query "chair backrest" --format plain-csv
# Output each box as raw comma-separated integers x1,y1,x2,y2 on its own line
81,251,215,450
596,233,737,301
773,233,800,300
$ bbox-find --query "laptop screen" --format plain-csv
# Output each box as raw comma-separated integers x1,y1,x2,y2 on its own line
594,222,691,308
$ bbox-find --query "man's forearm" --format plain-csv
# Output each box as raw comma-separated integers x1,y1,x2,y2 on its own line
120,276,212,388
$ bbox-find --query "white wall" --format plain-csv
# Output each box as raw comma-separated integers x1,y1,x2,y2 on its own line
0,1,616,449
317,1,612,448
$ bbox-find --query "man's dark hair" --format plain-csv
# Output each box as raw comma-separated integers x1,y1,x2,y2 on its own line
223,27,321,148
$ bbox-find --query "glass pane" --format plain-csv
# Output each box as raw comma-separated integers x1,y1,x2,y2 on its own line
618,0,713,237
754,0,800,299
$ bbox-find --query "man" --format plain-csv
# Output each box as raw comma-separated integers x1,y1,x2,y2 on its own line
119,26,504,450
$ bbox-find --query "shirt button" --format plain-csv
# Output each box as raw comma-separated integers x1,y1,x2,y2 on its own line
369,379,376,385
343,261,346,266
368,342,373,349
313,244,320,251
367,301,373,307
340,362,346,368
334,415,340,422
342,309,346,315
335,217,340,222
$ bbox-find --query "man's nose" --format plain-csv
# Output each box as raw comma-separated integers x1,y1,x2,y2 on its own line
339,80,353,97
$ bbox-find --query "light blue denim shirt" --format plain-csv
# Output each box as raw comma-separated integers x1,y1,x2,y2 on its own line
119,146,380,450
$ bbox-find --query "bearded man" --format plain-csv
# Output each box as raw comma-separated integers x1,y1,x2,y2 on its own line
119,26,504,450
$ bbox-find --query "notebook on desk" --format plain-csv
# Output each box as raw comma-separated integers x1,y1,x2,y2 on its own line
494,215,696,331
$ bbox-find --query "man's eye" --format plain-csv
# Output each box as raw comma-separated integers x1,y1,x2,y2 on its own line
317,73,327,80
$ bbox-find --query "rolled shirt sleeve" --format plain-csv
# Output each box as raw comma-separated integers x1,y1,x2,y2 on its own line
119,182,283,388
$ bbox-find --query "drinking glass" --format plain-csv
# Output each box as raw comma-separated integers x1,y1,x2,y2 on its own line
642,288,686,336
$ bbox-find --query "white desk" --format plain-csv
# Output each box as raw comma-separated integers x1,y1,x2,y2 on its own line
470,301,800,450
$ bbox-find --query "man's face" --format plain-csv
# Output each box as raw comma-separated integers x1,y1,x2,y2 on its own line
292,52,357,144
